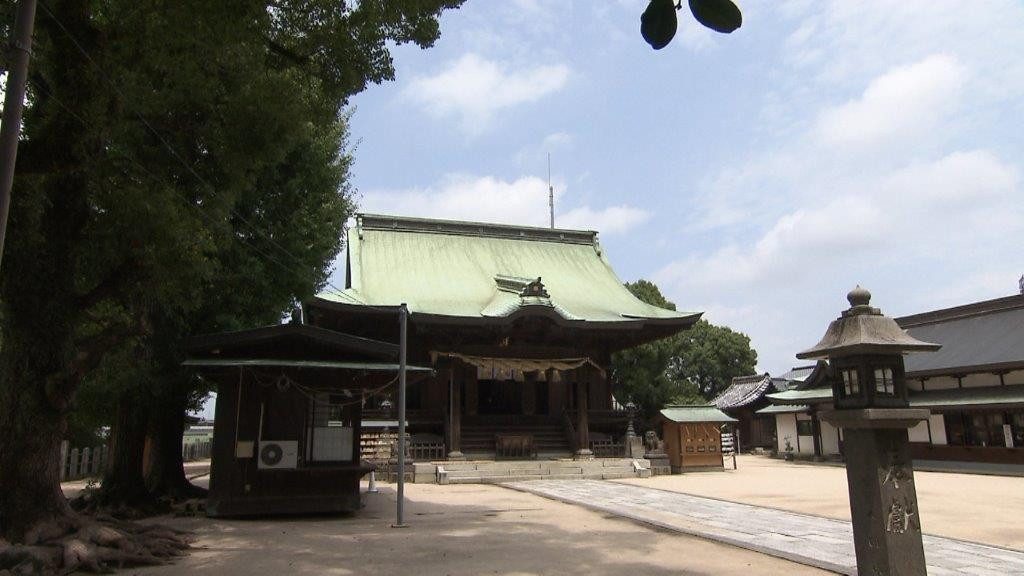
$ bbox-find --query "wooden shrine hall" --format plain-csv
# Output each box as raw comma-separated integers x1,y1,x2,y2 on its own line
305,213,702,460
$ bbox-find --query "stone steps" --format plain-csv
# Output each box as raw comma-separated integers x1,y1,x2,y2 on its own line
446,471,638,484
429,458,650,485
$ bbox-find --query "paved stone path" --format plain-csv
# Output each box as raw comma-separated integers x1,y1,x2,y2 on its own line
503,479,1024,576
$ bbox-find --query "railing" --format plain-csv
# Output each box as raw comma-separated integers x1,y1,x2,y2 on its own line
589,433,625,457
182,440,212,462
361,430,446,465
60,441,108,481
409,434,446,461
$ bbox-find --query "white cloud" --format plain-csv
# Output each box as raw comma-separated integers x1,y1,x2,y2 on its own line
814,54,966,149
658,148,1022,374
559,205,650,234
657,16,1024,374
358,173,649,235
542,131,573,149
403,53,570,133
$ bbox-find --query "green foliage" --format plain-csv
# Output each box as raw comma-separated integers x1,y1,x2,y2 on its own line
612,280,757,419
669,319,758,399
0,0,464,527
624,279,676,311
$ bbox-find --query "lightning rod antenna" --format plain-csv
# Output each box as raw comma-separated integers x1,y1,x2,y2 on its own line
548,153,554,229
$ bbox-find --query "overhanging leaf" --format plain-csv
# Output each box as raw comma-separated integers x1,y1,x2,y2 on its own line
688,0,742,34
640,0,678,50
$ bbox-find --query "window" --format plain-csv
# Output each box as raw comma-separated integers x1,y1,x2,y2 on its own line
1011,412,1024,447
841,369,860,397
796,419,814,436
944,413,966,445
307,394,354,463
874,367,895,395
968,413,991,447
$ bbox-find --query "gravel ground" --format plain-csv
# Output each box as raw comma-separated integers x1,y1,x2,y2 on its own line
128,480,828,576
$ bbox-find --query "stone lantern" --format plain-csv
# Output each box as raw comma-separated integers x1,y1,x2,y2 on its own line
797,286,940,576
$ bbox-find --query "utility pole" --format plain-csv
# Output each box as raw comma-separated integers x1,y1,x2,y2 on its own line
393,303,409,528
0,0,38,270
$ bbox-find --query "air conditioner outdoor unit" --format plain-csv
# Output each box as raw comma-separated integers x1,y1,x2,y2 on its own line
258,440,298,470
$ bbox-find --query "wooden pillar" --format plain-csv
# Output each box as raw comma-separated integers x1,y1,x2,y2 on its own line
811,411,823,458
466,366,478,416
575,369,593,460
448,367,464,460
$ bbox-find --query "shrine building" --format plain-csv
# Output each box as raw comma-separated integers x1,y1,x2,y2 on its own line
305,213,702,460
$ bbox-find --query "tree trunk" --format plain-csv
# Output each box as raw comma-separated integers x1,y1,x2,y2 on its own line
98,390,153,508
0,382,74,542
0,0,106,540
146,377,205,500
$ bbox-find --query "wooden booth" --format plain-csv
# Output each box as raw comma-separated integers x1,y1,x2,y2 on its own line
660,406,737,472
185,323,431,517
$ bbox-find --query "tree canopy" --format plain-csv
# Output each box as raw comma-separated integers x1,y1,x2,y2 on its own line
0,0,464,569
611,280,757,420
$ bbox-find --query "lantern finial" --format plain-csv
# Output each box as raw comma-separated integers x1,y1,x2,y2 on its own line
847,285,871,308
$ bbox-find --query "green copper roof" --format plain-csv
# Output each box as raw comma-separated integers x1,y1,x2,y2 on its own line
660,405,737,423
756,404,811,414
909,385,1024,409
766,388,833,405
315,214,700,326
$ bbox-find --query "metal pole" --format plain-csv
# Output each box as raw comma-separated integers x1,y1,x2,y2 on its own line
0,0,38,270
394,303,408,527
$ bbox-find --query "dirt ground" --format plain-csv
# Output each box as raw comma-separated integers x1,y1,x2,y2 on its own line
615,454,1024,550
128,481,828,576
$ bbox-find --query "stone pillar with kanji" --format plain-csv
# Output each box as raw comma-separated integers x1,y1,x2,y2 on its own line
797,287,940,576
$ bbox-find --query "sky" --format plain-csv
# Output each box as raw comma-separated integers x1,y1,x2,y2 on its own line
325,0,1024,378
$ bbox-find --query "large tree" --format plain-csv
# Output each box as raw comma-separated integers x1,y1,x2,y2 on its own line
0,0,463,570
611,280,757,420
670,319,758,399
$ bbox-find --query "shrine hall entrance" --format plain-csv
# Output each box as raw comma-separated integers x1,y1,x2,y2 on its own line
476,379,522,415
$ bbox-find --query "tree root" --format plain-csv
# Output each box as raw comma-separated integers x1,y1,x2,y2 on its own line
0,515,191,575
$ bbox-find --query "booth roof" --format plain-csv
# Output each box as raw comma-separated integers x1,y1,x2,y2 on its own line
660,405,737,423
312,213,701,328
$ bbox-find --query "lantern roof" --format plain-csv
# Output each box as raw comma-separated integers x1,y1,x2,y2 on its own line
797,286,941,360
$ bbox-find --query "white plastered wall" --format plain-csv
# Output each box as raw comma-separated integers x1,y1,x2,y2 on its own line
775,414,797,453
820,419,841,456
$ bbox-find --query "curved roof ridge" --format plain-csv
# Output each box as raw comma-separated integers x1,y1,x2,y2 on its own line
711,372,774,410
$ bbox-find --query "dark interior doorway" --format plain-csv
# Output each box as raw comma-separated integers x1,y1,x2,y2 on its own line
535,381,549,415
477,379,521,415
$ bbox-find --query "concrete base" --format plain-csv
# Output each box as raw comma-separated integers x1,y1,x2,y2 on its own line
574,449,594,461
447,451,466,461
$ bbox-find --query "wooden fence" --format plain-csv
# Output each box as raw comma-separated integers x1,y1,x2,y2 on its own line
182,440,212,462
60,439,212,481
60,441,108,481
